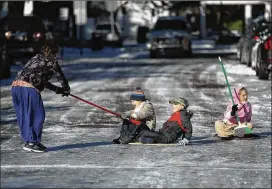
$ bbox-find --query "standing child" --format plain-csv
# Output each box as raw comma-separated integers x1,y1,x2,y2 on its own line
11,40,70,152
215,87,253,138
113,87,156,144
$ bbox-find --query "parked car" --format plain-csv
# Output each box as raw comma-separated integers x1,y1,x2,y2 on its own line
0,16,47,59
206,27,240,45
137,26,149,44
147,16,192,58
255,22,272,80
237,16,267,66
251,22,268,70
0,44,11,79
91,22,123,50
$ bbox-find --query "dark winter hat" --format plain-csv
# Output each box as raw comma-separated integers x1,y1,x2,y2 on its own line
130,87,146,101
169,97,189,108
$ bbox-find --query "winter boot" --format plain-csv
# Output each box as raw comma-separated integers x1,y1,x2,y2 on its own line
113,137,121,144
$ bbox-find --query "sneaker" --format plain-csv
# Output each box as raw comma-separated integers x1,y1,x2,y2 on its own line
37,143,47,151
23,143,46,153
113,138,120,144
212,133,219,137
234,125,247,138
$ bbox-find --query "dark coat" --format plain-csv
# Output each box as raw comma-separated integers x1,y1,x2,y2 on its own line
14,54,69,92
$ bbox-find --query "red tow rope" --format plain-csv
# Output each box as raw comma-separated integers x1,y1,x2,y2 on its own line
69,94,121,117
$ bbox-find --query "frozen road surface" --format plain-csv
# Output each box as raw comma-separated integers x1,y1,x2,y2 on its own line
1,53,271,188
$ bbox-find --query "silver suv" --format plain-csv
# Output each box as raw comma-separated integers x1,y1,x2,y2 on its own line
147,16,192,58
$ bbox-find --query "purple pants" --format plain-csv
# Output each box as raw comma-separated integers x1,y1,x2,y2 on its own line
12,86,45,143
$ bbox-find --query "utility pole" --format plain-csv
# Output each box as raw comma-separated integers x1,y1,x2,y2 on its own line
80,2,83,56
74,1,87,56
200,2,207,39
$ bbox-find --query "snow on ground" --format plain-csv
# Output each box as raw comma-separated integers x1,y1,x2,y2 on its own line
0,46,271,188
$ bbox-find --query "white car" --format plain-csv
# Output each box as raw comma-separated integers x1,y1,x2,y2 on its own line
147,16,192,58
251,38,261,70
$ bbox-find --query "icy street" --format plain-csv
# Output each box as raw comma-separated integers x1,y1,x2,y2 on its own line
0,48,271,188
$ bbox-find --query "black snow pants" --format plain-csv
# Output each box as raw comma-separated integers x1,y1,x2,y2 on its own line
119,119,150,143
137,130,169,143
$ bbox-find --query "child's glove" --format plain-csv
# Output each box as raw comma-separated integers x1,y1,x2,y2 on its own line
119,113,128,120
119,110,134,120
187,110,194,119
231,104,238,116
178,138,190,146
62,86,70,97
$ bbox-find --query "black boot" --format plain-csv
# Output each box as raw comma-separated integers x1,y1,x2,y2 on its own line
113,137,121,144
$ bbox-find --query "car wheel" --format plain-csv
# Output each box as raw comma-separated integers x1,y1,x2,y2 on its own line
246,49,251,67
246,58,251,67
185,44,192,57
258,65,269,79
255,65,259,76
256,47,269,80
0,54,11,79
237,49,240,60
239,49,244,64
149,50,157,58
117,41,123,48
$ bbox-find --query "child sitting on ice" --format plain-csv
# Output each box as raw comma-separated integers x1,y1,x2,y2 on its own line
131,97,193,146
215,87,253,138
113,87,156,144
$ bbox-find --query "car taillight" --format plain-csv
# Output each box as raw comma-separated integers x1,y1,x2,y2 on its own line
264,37,272,50
5,31,12,39
253,36,259,40
33,32,42,38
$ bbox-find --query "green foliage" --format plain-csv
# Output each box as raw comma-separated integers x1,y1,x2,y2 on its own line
224,20,243,32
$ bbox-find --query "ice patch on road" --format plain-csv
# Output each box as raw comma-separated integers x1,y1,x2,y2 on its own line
189,105,206,111
200,93,213,101
262,94,271,98
223,64,255,75
43,126,66,132
217,72,235,83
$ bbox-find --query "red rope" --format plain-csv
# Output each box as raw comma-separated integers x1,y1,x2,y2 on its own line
69,94,121,117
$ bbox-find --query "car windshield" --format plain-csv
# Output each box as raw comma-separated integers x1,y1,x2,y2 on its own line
153,19,188,31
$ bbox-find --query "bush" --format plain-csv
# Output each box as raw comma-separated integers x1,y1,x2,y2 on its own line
224,20,243,32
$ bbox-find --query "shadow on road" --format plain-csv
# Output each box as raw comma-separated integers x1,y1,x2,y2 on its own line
47,141,114,152
190,132,271,146
47,131,271,151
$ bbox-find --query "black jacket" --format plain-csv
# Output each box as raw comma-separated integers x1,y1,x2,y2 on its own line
14,54,69,92
159,109,193,142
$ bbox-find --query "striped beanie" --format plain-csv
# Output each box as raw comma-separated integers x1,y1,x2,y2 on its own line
130,87,146,101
